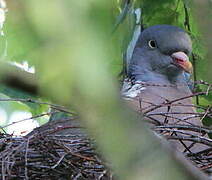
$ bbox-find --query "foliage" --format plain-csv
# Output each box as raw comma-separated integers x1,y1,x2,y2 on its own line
0,0,211,179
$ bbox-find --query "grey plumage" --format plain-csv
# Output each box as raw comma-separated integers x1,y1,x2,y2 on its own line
128,25,192,84
122,25,209,154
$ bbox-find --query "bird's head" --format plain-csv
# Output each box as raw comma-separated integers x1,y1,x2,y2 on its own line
128,25,193,84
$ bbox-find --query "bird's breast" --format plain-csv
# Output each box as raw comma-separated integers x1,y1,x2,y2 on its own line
121,81,208,153
122,81,200,126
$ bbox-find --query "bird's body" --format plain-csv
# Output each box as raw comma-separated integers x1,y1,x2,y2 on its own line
122,25,209,154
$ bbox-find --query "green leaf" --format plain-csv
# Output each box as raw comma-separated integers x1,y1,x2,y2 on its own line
4,3,41,63
0,84,48,115
202,115,212,139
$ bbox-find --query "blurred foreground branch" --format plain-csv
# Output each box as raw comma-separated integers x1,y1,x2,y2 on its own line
0,62,38,95
0,1,211,179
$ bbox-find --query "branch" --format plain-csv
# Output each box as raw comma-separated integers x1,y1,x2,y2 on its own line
0,62,38,95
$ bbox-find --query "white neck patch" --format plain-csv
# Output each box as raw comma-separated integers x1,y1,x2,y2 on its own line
121,80,146,98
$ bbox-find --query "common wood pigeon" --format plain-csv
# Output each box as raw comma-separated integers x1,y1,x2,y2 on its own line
122,25,209,154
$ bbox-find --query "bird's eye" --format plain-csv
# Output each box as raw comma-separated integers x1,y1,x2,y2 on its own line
148,40,157,49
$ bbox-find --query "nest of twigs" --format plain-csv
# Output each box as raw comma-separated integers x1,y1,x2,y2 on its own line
0,122,112,180
0,81,211,180
142,80,212,174
0,114,112,180
153,121,212,173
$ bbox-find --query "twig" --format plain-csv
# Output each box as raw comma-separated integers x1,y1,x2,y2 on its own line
1,112,50,129
51,154,66,169
24,137,30,180
166,135,212,147
144,91,207,114
154,125,212,134
0,98,74,115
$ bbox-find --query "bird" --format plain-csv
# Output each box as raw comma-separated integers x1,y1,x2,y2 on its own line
121,25,210,155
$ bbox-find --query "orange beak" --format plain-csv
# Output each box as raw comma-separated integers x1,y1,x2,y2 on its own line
171,51,193,74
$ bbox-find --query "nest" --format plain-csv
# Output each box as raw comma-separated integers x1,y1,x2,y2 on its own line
0,81,211,179
153,124,212,172
0,126,112,180
139,80,212,174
